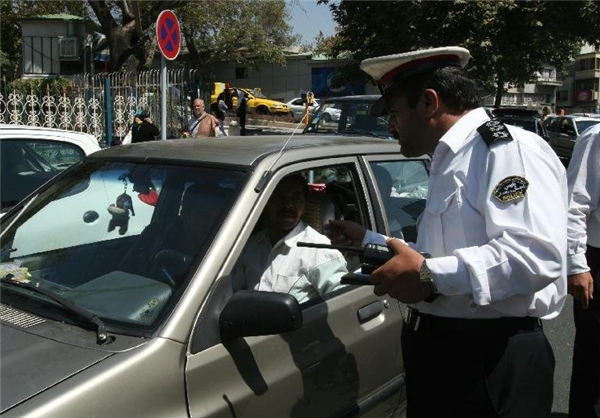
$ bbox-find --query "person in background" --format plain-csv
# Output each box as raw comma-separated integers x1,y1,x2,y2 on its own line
183,98,220,138
215,91,229,136
326,46,567,418
232,174,347,304
131,109,159,143
542,106,552,121
236,89,247,136
566,123,600,418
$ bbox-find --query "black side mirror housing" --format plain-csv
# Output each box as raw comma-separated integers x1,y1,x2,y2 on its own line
219,291,302,341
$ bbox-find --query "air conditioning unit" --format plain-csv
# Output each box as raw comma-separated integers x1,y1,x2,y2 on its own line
58,37,79,60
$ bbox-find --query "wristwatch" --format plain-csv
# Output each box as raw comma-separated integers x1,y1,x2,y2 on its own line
419,254,439,302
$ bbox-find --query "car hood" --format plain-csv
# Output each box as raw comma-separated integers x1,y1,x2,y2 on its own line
0,324,111,413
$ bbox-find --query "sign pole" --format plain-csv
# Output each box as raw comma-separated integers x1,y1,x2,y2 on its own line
156,10,181,140
161,55,167,140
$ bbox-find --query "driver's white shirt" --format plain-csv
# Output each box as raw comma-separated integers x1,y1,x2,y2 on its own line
233,221,348,304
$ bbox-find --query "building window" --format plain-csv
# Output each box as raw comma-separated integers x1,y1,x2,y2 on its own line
579,58,595,71
235,67,248,79
575,79,596,91
556,90,569,101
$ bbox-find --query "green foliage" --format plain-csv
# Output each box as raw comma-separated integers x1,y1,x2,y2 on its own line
177,0,297,80
324,0,600,105
2,0,297,77
7,77,73,95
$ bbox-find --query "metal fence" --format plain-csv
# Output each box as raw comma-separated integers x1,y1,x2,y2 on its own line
0,69,209,146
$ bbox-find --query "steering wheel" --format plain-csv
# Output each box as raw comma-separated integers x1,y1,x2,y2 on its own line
152,249,192,286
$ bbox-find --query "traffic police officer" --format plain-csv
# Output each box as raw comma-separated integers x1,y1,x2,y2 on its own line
566,123,600,418
327,46,568,417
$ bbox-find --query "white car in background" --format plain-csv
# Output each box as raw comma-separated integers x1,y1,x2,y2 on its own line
285,97,320,122
1,124,101,214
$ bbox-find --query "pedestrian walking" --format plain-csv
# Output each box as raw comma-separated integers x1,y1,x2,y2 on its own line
566,123,600,418
236,89,247,136
326,46,568,418
183,98,220,138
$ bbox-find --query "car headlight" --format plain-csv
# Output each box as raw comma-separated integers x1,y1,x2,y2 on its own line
272,104,283,109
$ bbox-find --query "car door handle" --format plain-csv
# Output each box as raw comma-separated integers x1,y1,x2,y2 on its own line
357,301,384,322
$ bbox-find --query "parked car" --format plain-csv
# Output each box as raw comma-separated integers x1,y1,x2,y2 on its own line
285,97,320,122
543,115,600,159
303,95,393,139
0,124,101,215
0,135,431,417
210,83,290,116
490,108,550,141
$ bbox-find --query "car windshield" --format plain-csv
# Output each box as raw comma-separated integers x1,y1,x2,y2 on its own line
576,119,600,134
245,88,266,99
0,160,247,336
304,99,392,139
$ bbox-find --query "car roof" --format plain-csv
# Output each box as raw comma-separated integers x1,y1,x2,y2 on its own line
0,124,101,154
88,135,405,168
554,115,600,122
320,95,382,103
491,108,540,117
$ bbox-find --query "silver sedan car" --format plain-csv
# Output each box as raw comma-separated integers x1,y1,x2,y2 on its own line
1,135,431,417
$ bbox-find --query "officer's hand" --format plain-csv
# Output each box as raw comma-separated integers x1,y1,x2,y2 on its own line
568,271,594,309
369,238,426,303
324,219,366,247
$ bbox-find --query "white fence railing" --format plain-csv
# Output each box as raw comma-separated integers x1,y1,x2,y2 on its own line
0,69,208,146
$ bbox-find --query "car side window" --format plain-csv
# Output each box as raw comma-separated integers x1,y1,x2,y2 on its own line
546,118,560,133
370,160,429,243
1,139,86,211
560,119,576,135
231,164,367,307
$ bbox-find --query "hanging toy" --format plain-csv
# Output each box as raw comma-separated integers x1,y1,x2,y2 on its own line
107,176,135,235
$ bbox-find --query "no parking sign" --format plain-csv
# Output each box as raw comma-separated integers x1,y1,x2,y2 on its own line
156,10,180,60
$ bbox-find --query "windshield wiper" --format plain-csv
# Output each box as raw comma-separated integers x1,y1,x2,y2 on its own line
1,276,111,345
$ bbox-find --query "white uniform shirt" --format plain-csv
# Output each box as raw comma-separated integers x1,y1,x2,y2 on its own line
566,123,600,274
365,107,568,319
233,221,348,304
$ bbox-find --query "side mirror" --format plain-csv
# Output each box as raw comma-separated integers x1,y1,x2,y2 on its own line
219,291,302,341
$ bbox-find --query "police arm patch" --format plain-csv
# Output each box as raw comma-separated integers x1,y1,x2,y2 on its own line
492,176,529,203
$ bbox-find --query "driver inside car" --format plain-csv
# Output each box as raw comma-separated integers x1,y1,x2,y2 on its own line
231,174,348,304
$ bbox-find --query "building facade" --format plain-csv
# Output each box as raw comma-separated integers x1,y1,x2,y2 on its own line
556,44,600,114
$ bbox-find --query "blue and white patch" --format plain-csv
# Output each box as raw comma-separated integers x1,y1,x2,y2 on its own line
493,176,528,203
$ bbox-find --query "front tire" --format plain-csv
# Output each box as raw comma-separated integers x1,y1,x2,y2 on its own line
256,106,270,115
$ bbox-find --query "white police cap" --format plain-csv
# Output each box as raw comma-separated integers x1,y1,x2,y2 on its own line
361,46,471,116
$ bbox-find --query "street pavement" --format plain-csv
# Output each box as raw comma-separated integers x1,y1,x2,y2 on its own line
546,295,575,417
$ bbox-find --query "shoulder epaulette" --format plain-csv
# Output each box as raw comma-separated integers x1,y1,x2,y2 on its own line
477,118,514,147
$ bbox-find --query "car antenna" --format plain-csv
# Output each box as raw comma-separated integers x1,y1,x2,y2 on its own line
254,118,308,193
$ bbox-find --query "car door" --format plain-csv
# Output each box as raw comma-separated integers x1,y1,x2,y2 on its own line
184,155,411,418
554,117,577,158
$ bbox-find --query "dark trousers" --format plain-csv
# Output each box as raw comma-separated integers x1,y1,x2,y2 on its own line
569,245,600,418
402,310,555,418
237,111,246,136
